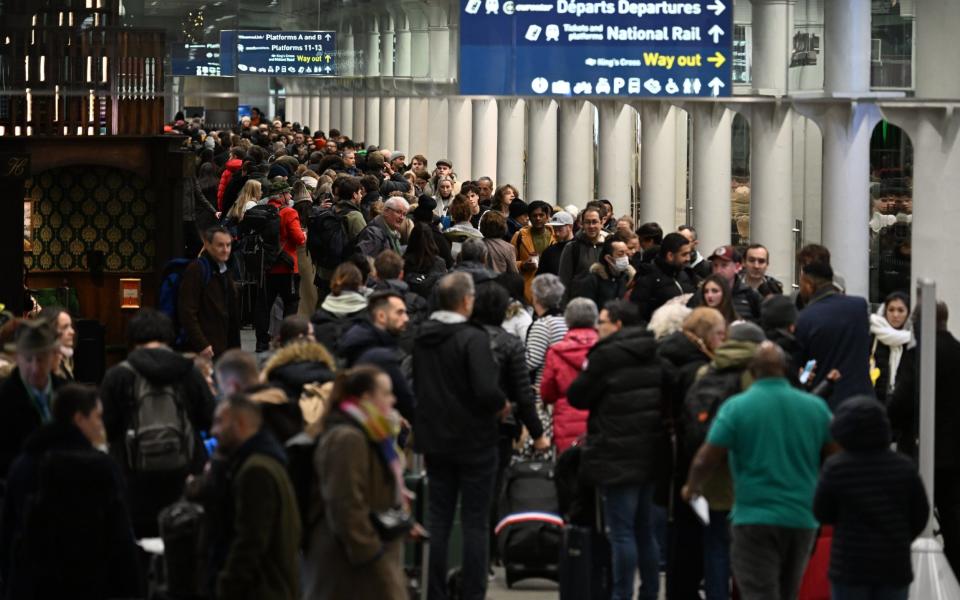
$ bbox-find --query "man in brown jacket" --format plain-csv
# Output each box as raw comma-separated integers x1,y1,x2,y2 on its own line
179,226,241,359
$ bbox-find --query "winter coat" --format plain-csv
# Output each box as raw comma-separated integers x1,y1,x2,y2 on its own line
568,327,670,486
247,385,304,446
483,238,520,275
657,330,711,419
261,342,337,402
0,370,66,478
183,174,218,226
304,412,406,600
814,396,929,586
356,215,402,259
796,287,873,408
412,316,505,459
630,256,699,322
267,198,307,275
216,430,301,600
178,252,241,358
338,320,416,423
218,157,243,211
729,277,763,322
221,170,249,215
483,324,544,441
311,292,370,358
511,226,556,303
373,279,430,335
0,423,141,600
536,239,571,278
99,346,215,536
869,306,913,405
541,328,598,453
558,233,604,289
567,262,635,308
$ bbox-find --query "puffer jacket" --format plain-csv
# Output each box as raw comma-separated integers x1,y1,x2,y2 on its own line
261,341,337,402
567,262,635,308
218,157,243,211
483,324,544,441
657,330,712,420
568,327,670,485
541,328,598,453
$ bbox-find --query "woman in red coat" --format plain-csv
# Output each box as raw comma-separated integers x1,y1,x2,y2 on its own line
540,297,599,454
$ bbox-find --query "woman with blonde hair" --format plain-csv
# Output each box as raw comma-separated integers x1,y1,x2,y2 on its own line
226,179,261,222
657,307,727,402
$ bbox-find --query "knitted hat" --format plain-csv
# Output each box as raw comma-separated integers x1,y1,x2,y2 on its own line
509,198,529,219
761,295,798,330
728,321,766,344
413,195,437,222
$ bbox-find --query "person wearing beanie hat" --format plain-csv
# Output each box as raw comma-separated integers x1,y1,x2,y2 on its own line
268,162,290,181
761,294,803,382
412,194,438,224
506,198,529,241
814,395,928,598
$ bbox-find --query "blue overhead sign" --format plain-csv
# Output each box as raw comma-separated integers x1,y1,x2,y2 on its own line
219,30,337,77
171,43,224,77
459,0,733,97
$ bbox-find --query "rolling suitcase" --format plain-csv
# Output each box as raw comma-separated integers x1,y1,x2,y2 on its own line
559,492,611,600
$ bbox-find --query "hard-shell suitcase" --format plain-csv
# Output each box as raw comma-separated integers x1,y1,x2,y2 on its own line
559,490,611,600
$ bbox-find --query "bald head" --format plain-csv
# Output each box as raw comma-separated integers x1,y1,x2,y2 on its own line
749,341,787,380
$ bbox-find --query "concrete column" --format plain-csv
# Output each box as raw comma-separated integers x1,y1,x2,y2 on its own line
916,0,960,98
527,99,558,204
824,0,871,96
558,100,595,210
427,97,449,164
639,103,679,230
380,96,396,151
395,97,411,156
395,15,412,77
428,4,450,82
408,97,430,158
750,104,795,286
365,96,380,146
472,97,498,184
816,104,880,298
380,15,395,77
330,91,342,132
690,104,734,252
318,95,331,135
308,88,320,133
409,10,429,78
497,98,526,193
285,81,300,123
340,25,355,78
353,96,366,145
364,21,380,78
448,97,473,182
598,101,636,219
340,95,353,138
752,0,795,94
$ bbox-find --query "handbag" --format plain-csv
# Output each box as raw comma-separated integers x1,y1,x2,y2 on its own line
370,507,414,541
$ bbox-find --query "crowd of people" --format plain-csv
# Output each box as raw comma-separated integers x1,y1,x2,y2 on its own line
0,111,957,600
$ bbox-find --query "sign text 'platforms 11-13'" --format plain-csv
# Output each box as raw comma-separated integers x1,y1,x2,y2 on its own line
219,31,337,77
460,0,733,98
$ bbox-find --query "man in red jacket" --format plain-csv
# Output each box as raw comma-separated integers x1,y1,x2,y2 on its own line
255,181,306,352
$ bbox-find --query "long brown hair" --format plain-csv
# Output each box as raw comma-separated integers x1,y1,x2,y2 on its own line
697,274,737,324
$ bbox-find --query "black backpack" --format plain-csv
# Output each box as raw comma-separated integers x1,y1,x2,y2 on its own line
682,367,748,455
238,203,291,276
308,205,357,271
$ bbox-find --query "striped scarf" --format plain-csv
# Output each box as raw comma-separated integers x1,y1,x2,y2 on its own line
339,398,407,505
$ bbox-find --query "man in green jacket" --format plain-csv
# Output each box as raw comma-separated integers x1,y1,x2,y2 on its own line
213,393,301,600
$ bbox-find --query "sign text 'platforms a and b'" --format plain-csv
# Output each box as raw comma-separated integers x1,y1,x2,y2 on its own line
459,0,733,97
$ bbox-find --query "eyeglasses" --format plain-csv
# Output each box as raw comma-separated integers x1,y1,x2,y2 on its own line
386,206,408,217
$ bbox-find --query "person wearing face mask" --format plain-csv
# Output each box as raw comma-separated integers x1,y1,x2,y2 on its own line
567,237,635,309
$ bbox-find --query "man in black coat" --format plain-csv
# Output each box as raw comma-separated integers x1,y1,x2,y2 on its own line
99,309,215,537
536,210,575,277
0,319,66,479
568,299,671,600
412,272,506,600
889,300,960,575
629,232,698,322
0,384,141,599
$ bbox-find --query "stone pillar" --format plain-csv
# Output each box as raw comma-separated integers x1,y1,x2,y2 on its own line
448,97,473,182
318,95,331,135
395,97,411,157
427,97,449,164
428,4,450,83
409,9,429,77
558,100,595,210
497,98,526,193
824,0,871,96
916,0,960,99
598,101,636,219
408,97,430,158
353,96,365,144
690,104,734,252
751,0,795,94
526,99,558,204
380,15,395,77
380,96,396,151
330,91,342,132
472,97,498,183
750,104,795,286
308,92,320,134
365,97,380,146
639,103,679,230
362,13,381,147
395,14,413,77
340,94,354,138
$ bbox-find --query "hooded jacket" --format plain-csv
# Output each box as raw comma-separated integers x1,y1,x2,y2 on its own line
218,157,243,211
339,320,416,422
267,197,307,275
217,430,301,600
567,262,635,308
311,292,370,358
557,232,604,289
482,324,544,442
541,328,598,453
814,396,929,586
261,342,336,402
412,317,505,459
99,346,215,536
657,330,712,418
630,256,699,322
568,327,669,486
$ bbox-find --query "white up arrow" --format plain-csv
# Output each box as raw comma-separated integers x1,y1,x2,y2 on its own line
707,0,726,16
708,77,725,97
708,24,724,44
325,34,332,41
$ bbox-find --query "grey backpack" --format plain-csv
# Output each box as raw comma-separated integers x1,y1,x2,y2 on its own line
120,361,194,473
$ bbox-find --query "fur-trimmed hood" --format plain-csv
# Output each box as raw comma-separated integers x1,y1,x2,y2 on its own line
261,341,337,401
589,261,636,284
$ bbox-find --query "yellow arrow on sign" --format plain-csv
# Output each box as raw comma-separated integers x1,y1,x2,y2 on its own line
707,51,726,68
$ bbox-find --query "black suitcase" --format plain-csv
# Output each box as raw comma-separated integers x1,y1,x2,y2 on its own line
158,499,207,599
559,524,612,600
495,459,562,587
73,318,105,384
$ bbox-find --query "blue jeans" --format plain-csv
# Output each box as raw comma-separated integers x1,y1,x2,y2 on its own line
702,510,731,600
601,483,660,600
831,583,909,600
425,451,498,600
